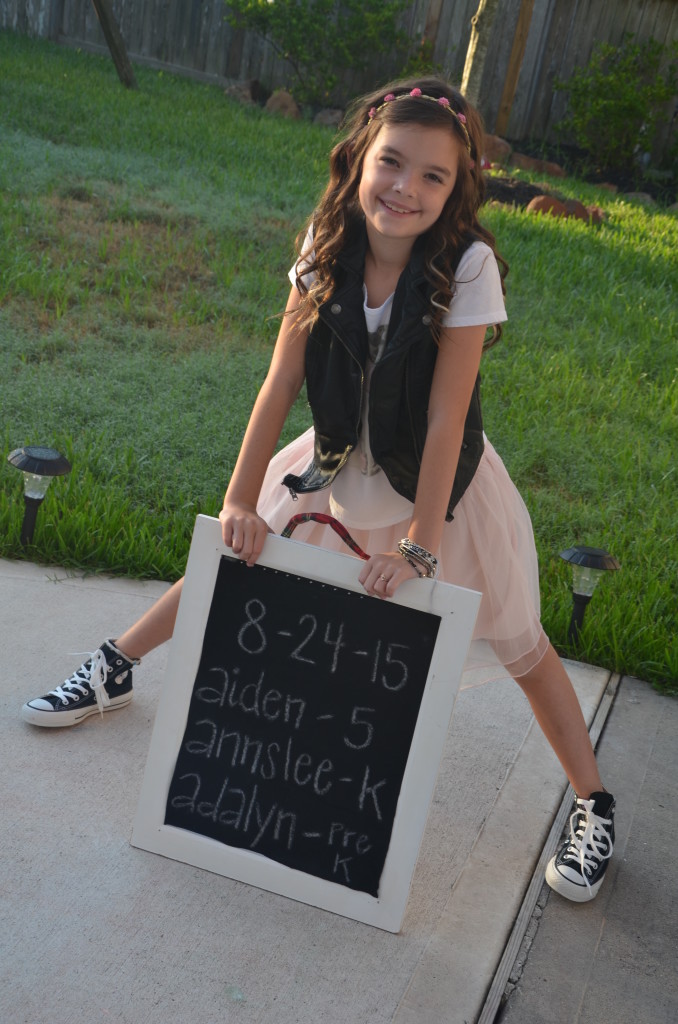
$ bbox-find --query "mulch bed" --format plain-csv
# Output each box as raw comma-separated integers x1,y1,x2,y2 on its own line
483,175,546,208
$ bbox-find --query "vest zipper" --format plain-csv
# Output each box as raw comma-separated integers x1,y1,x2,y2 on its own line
331,319,364,458
405,360,423,463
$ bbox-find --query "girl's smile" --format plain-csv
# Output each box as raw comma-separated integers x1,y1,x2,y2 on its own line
359,123,460,246
378,197,417,215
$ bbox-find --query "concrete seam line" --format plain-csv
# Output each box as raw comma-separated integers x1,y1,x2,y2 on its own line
477,671,621,1024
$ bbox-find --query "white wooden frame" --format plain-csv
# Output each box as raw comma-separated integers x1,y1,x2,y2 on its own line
131,515,480,932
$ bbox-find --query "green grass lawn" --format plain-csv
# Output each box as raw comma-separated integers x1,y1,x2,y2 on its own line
1,32,676,690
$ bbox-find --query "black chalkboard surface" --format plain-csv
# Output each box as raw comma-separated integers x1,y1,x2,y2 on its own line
132,515,481,931
164,555,440,897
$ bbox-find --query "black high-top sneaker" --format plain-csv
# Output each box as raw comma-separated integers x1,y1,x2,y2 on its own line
21,640,139,727
545,790,615,902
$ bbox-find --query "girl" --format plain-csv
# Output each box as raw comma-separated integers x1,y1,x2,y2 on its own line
21,78,614,904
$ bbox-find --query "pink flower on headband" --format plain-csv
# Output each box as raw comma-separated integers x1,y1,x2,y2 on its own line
366,90,472,153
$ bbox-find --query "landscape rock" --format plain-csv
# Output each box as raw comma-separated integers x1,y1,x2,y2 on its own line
562,198,590,222
510,152,566,177
265,90,300,119
586,204,606,225
526,195,603,225
225,82,255,105
622,192,656,206
313,108,344,128
224,79,264,106
484,173,609,225
526,195,568,217
483,134,512,164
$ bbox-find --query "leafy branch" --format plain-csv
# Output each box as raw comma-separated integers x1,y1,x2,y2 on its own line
226,0,411,106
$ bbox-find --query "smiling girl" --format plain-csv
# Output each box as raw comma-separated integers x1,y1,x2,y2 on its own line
22,78,615,905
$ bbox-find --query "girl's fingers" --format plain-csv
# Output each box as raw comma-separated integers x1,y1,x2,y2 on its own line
219,511,234,549
248,522,271,564
358,554,418,598
242,521,267,566
219,509,268,565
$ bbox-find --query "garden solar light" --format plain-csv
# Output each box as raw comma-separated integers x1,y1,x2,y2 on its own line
560,545,621,643
7,445,72,547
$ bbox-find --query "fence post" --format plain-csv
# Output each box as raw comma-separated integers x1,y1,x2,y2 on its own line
494,0,535,136
49,0,65,42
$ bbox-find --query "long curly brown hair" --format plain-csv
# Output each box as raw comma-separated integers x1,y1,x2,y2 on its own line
294,76,508,348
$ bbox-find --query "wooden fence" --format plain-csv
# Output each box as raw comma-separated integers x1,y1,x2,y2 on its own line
3,0,677,149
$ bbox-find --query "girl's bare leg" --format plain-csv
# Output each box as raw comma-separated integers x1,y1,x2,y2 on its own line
514,642,603,798
115,577,184,661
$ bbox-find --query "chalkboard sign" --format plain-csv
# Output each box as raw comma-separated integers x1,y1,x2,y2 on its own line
132,515,481,931
164,554,442,896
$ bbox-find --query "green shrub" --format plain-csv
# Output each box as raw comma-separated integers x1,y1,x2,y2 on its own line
399,36,444,80
554,34,678,178
226,0,410,106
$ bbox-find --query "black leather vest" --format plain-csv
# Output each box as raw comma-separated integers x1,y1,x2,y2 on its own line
282,228,484,521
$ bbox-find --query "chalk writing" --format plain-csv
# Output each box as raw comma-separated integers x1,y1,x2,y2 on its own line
237,599,268,654
165,556,440,896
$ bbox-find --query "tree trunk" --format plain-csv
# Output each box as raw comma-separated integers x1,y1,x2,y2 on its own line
461,0,503,107
90,0,138,89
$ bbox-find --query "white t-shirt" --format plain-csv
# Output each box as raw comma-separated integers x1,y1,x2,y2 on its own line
288,240,507,528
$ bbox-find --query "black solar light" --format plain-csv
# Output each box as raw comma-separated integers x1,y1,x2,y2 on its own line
7,446,72,546
560,545,621,643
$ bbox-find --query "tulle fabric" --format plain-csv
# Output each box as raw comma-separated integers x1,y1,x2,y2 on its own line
257,427,549,682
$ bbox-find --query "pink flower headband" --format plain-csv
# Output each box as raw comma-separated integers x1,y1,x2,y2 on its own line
367,88,472,154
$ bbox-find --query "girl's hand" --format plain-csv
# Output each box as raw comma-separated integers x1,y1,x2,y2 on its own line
219,502,271,566
358,551,419,599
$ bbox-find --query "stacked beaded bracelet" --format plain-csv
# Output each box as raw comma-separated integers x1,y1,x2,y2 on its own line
398,538,439,579
402,554,424,578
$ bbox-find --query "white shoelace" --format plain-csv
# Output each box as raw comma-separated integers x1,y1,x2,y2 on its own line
565,798,613,890
49,649,110,716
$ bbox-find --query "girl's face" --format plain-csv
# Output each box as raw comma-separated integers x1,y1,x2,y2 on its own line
358,122,461,247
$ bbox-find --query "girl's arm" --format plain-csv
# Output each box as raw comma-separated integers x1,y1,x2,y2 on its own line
220,286,308,565
359,323,487,596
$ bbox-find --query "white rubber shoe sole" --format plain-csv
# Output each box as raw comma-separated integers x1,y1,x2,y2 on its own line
21,692,133,728
544,858,604,902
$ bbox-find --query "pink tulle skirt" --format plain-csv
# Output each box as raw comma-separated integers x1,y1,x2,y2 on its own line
257,427,549,681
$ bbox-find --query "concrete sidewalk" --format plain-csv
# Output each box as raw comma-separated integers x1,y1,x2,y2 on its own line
0,558,672,1024
498,673,678,1024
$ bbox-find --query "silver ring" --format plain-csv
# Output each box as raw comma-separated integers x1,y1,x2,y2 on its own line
379,574,388,582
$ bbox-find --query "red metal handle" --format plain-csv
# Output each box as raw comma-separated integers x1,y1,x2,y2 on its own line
281,513,370,560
